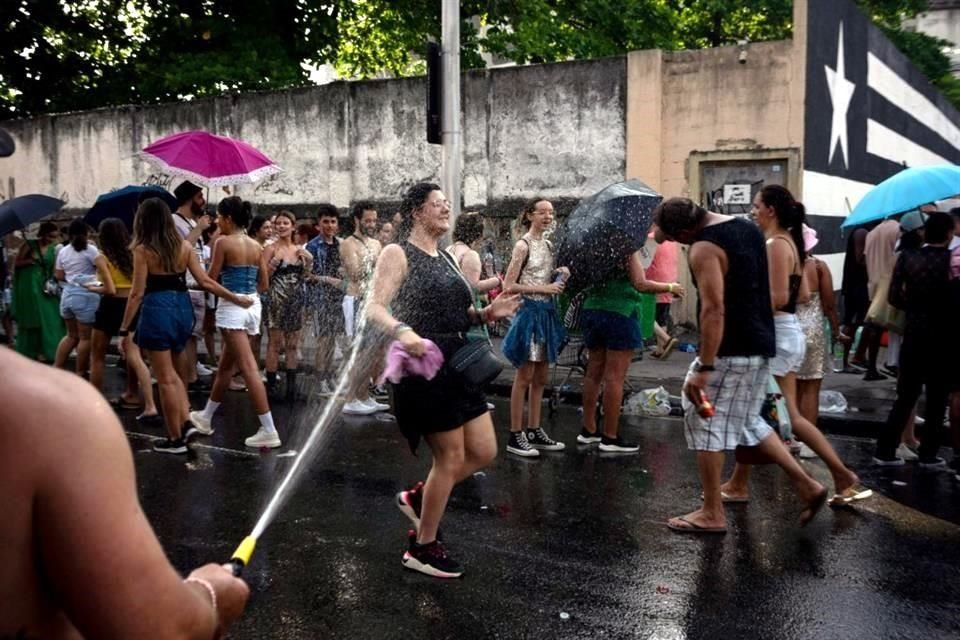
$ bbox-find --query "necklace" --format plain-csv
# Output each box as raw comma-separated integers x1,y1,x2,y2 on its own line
352,233,371,247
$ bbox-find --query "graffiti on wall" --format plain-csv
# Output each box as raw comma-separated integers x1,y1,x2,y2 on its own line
143,173,176,190
253,173,295,197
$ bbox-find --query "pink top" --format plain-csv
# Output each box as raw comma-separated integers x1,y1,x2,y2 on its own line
645,239,679,303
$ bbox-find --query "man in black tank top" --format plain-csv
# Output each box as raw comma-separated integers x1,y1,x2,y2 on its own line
654,199,827,534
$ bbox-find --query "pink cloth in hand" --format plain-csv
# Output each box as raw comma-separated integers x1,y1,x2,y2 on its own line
379,339,445,384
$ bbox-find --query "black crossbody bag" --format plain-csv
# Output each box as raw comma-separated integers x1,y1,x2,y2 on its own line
437,249,505,387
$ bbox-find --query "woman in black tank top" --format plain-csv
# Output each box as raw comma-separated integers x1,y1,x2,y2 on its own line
721,186,869,506
365,182,520,579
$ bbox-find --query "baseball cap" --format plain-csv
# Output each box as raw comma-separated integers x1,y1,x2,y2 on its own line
899,209,927,233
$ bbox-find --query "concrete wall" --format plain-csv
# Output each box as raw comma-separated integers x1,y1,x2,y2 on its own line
0,59,625,220
908,8,960,73
626,40,804,196
626,36,806,325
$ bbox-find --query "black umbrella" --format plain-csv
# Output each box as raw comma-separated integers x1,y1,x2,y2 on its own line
0,128,14,157
555,179,662,292
85,185,178,229
0,194,65,237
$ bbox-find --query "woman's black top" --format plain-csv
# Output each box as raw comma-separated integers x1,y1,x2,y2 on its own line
392,241,472,350
145,272,187,294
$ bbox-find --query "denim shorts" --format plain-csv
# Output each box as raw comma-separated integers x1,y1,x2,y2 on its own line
770,314,806,377
136,290,195,352
60,284,101,324
581,309,643,352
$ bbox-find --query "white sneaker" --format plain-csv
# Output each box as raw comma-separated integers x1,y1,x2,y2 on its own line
914,416,925,425
188,410,214,436
196,363,215,377
896,443,920,461
245,428,281,448
798,443,818,459
343,399,378,415
363,398,391,413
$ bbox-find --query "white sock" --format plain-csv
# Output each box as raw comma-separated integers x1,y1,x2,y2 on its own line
202,399,221,421
258,412,277,434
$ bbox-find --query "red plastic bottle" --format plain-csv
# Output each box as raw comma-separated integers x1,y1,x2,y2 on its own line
696,390,715,418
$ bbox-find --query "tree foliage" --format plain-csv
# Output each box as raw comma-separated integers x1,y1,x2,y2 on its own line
2,0,960,118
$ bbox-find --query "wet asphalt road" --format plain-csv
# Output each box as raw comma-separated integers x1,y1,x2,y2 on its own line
117,385,960,640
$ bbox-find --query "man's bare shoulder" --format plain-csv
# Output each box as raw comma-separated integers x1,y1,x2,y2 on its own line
0,349,118,446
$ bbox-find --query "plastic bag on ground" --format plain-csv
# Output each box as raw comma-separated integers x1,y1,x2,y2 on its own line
624,386,672,417
819,390,848,413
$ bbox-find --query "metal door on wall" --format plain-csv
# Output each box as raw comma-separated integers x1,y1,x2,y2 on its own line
700,160,789,216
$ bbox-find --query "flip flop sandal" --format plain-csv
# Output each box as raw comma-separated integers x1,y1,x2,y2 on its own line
660,338,679,360
700,491,750,504
799,488,829,526
111,397,143,410
829,485,874,507
667,516,727,534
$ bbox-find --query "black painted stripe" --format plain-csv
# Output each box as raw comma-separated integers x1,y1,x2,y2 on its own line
806,213,850,256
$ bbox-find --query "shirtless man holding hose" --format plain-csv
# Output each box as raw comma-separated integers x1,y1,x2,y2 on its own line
0,346,249,638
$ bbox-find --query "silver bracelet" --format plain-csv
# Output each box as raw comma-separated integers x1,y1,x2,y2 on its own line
184,576,218,621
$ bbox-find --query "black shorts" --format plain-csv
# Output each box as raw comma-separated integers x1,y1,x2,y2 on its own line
93,296,127,336
391,338,488,453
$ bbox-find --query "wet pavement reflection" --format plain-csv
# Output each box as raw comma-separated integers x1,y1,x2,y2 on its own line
120,394,960,639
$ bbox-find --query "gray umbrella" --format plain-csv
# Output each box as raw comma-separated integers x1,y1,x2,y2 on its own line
0,128,14,157
0,194,65,236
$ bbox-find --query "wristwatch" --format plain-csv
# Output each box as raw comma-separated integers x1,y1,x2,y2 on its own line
693,360,715,373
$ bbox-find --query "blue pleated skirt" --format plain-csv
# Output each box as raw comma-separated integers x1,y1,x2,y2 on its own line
501,298,565,367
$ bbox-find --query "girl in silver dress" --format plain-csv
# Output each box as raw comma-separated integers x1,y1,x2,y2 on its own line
502,198,568,457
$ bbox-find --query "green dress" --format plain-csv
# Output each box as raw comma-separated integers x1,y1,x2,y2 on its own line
12,241,65,361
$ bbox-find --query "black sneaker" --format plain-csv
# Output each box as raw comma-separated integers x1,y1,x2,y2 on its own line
397,481,424,531
872,456,905,467
576,427,602,444
402,531,463,578
599,436,639,453
527,428,566,451
187,380,210,394
182,422,199,442
506,431,540,457
153,438,188,454
918,457,947,470
135,413,163,427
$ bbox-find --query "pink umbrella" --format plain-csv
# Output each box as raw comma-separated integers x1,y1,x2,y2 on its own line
139,130,281,187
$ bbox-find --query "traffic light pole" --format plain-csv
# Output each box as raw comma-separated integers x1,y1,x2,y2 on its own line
441,0,461,229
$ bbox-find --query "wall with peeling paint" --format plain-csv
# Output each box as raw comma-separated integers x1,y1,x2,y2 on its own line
0,58,626,220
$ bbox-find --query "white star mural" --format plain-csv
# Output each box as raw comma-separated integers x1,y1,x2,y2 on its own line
824,22,856,169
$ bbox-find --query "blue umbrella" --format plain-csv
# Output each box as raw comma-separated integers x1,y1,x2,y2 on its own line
0,194,65,236
85,185,177,229
843,164,960,228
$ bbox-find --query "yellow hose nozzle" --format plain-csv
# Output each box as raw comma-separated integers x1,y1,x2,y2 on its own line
229,535,257,576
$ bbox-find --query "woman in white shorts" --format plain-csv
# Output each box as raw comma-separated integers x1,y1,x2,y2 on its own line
188,197,281,449
720,186,870,506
